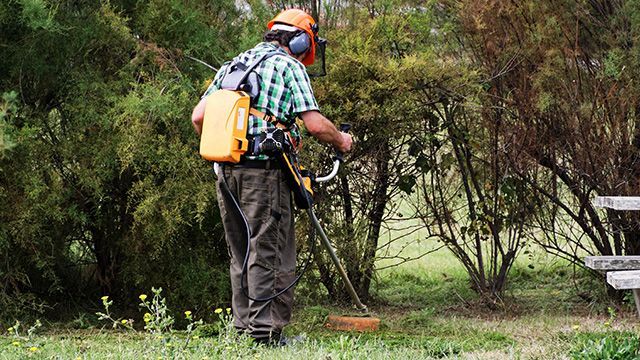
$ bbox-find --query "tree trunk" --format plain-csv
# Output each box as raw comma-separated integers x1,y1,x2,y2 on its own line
358,141,391,301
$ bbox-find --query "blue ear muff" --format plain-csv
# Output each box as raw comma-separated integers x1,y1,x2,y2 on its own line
288,31,311,55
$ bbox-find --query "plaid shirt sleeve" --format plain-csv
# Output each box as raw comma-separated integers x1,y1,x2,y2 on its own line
201,64,229,98
283,62,319,115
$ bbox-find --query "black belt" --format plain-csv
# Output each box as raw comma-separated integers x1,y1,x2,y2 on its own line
231,159,280,170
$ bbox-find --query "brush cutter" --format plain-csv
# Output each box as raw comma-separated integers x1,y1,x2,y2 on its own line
300,124,380,331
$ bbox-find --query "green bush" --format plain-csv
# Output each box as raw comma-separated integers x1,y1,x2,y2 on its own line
0,0,254,320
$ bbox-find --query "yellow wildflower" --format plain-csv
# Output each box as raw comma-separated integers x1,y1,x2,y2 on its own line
29,347,38,352
121,319,128,324
214,308,223,314
226,308,231,315
101,295,109,301
184,310,192,317
139,294,148,301
7,327,13,332
11,341,20,346
144,313,152,323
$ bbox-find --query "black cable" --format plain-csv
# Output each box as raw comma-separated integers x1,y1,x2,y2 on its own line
218,163,317,303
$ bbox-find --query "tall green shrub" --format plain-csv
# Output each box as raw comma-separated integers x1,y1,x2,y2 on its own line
0,0,252,318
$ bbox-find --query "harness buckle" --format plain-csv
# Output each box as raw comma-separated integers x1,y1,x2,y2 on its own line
258,128,289,154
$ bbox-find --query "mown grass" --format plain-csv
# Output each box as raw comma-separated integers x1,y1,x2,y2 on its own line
2,304,638,359
2,262,636,360
0,331,473,359
2,203,640,358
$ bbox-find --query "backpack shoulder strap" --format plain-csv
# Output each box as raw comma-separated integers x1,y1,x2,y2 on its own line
229,51,280,90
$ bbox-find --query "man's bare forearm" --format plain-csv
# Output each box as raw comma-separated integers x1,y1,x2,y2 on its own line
300,110,352,152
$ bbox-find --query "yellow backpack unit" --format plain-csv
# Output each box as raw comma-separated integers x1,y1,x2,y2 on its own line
199,52,277,163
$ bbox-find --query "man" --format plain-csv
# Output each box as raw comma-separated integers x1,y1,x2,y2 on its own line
191,9,352,345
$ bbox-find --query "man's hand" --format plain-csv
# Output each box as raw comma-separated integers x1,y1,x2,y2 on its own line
191,98,206,136
300,110,353,153
337,132,352,153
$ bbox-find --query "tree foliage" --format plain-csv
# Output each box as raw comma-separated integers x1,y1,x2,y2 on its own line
0,0,255,318
451,0,640,267
307,6,472,301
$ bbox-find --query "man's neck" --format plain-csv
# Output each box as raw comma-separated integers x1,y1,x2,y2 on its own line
268,41,291,55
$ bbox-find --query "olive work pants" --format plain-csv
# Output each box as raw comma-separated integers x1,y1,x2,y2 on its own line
216,164,296,341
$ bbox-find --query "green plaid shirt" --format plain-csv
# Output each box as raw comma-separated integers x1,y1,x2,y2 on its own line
203,42,319,160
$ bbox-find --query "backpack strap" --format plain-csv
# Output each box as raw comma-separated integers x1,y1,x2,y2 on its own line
222,51,290,128
230,52,280,90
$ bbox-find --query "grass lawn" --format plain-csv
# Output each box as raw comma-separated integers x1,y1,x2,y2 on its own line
2,217,640,359
1,316,638,359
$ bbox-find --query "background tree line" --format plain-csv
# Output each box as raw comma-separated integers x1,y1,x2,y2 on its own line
2,0,639,320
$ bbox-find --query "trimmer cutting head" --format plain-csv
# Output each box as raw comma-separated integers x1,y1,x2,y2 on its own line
325,314,381,332
324,305,380,332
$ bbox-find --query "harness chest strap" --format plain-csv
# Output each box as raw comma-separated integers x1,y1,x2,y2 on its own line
249,108,286,129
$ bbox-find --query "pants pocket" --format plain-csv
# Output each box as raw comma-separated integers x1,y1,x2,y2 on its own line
242,174,281,270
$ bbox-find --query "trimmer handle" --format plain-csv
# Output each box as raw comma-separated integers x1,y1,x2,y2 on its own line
335,123,351,162
317,123,351,183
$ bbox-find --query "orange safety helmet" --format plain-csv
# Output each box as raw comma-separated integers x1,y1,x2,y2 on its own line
267,9,318,66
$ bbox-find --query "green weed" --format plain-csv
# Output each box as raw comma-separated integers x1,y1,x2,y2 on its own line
570,331,640,360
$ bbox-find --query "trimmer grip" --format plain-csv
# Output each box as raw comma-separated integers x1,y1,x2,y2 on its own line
335,123,351,162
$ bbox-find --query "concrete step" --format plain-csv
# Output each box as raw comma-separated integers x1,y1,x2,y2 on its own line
607,270,640,290
585,256,640,270
593,196,640,210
